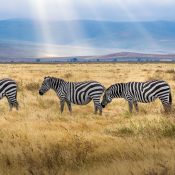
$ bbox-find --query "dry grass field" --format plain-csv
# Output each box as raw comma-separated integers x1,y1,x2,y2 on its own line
0,63,175,175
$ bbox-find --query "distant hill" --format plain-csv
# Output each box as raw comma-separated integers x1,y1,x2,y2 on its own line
1,19,175,60
89,52,175,59
86,52,175,62
1,48,175,62
0,40,116,61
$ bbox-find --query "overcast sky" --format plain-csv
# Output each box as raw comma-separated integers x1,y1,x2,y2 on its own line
0,0,175,21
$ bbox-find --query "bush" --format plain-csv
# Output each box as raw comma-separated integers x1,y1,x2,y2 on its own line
64,73,73,79
161,122,175,137
105,127,134,137
165,69,175,74
25,82,40,91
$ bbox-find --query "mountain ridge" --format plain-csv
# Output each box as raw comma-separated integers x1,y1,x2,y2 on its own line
1,19,175,60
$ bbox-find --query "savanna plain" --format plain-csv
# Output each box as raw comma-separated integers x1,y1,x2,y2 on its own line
0,63,175,175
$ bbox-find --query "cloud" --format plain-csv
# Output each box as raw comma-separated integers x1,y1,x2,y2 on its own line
0,0,175,21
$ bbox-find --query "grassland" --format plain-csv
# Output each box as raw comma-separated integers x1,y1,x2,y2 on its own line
0,63,175,175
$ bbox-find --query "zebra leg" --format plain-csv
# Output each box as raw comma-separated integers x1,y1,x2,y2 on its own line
9,103,13,111
98,104,102,115
60,100,65,113
66,100,72,114
128,101,133,113
15,102,19,110
133,101,139,112
97,104,102,115
94,105,98,114
93,99,102,115
6,97,13,111
162,103,171,113
159,97,172,113
6,91,19,111
99,104,102,115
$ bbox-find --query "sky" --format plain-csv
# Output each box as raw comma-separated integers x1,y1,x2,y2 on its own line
0,0,175,21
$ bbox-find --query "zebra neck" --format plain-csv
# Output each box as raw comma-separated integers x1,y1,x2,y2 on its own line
113,83,125,98
50,79,67,91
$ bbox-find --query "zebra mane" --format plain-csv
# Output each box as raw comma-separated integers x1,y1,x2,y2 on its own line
44,76,65,83
106,83,125,92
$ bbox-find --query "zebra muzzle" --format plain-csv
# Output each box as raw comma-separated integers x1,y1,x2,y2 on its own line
39,91,44,95
101,103,105,108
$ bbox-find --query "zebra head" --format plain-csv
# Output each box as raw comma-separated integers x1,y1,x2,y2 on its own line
101,83,124,108
39,77,51,95
101,90,112,108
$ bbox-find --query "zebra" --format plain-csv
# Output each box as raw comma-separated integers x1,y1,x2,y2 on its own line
0,78,19,111
39,77,105,115
101,80,172,113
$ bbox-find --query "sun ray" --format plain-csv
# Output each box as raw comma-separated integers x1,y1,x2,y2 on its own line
29,0,56,57
26,0,162,57
113,0,160,52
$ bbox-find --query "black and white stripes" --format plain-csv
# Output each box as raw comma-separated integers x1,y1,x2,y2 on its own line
101,80,172,113
0,78,18,110
0,77,172,114
39,77,105,114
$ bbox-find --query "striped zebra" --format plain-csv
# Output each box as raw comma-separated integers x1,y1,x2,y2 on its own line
0,78,19,110
39,77,105,115
101,80,172,113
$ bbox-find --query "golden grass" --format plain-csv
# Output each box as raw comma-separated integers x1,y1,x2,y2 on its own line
0,63,175,175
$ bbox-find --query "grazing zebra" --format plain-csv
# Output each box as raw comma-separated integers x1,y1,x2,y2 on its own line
101,80,172,113
39,77,105,115
0,78,19,110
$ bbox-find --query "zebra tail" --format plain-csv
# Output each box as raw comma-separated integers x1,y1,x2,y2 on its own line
169,91,172,105
103,86,106,91
101,85,106,92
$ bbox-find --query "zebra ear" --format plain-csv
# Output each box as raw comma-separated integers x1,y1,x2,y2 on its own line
44,76,50,80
